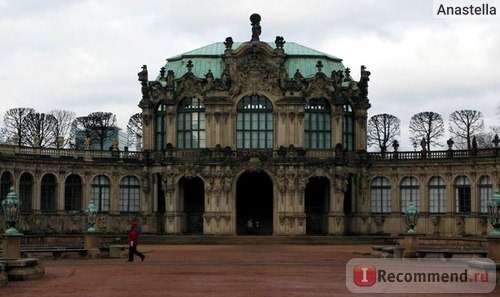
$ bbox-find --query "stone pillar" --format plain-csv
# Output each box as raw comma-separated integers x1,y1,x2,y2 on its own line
403,234,418,258
486,236,500,262
84,233,100,259
0,263,7,287
2,235,22,260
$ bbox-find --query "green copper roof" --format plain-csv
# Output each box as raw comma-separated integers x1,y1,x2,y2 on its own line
162,42,345,80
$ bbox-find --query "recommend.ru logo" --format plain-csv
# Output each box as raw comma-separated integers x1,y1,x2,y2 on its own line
346,258,496,294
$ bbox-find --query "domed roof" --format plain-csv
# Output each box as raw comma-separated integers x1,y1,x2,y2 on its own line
161,41,346,80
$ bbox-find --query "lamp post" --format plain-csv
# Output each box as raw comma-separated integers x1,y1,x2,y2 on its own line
405,202,418,234
1,187,22,236
487,190,500,236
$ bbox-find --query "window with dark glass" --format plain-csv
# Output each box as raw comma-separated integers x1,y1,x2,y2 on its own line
370,177,391,213
64,174,82,211
119,176,140,212
400,177,420,212
92,175,110,212
156,103,167,150
479,175,492,213
177,98,205,148
19,173,33,213
305,98,331,149
236,95,273,149
41,174,57,212
429,176,446,213
342,104,355,151
455,176,471,213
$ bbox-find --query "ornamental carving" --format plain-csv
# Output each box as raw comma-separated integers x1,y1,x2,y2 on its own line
227,46,288,97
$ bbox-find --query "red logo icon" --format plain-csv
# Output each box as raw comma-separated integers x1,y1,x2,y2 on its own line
353,264,377,286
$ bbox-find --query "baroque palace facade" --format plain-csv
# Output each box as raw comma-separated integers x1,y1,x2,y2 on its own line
0,14,498,237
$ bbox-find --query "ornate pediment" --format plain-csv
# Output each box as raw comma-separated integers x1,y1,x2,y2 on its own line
225,42,288,98
176,71,204,99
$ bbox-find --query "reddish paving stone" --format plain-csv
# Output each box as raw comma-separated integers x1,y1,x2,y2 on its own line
1,244,498,297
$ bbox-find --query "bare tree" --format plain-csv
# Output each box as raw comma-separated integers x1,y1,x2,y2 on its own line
127,113,143,151
448,110,484,150
73,112,117,150
23,112,58,147
409,111,445,151
1,107,35,145
476,126,500,148
367,113,401,152
49,110,76,148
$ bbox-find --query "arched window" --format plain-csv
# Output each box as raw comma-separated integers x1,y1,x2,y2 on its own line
429,176,446,213
177,98,205,148
236,95,273,149
65,174,82,211
92,175,110,212
305,98,331,149
41,174,57,212
400,177,420,212
370,177,391,213
155,103,167,150
479,176,492,213
455,176,471,213
0,171,13,200
119,176,140,212
342,104,355,151
19,172,33,213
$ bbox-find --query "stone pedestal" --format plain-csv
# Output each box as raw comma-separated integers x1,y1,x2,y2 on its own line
403,235,418,258
0,263,7,287
486,236,500,284
4,258,44,281
486,236,500,262
84,233,100,259
2,235,22,260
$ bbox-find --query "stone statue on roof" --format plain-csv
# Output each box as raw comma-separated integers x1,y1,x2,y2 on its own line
250,13,261,42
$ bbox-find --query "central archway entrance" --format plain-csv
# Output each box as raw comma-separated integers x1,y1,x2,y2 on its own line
236,171,273,235
179,177,204,234
305,177,330,235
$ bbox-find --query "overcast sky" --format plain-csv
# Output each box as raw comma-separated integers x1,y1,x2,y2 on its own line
1,0,499,150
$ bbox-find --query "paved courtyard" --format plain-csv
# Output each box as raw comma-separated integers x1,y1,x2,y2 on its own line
1,244,498,297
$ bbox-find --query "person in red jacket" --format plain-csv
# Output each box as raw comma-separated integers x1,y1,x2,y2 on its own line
127,221,145,262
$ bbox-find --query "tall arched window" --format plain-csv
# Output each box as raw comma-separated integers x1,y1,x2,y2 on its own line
19,172,33,213
92,175,110,212
400,177,420,212
119,176,140,212
41,174,57,212
342,104,355,151
305,98,331,149
455,175,471,213
64,174,82,211
155,103,167,150
236,95,273,149
0,171,13,200
429,176,446,213
177,98,205,148
479,176,492,213
370,177,391,213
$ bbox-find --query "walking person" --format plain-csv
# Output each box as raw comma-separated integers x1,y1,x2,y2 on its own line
127,221,145,262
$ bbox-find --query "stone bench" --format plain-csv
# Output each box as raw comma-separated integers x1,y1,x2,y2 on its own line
109,245,128,258
416,248,487,259
20,247,88,260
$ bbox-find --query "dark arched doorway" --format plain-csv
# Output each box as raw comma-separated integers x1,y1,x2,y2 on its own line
305,177,330,235
236,171,273,235
179,177,205,234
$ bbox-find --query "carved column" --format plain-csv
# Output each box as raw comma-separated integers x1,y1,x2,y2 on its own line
162,170,182,234
328,172,347,235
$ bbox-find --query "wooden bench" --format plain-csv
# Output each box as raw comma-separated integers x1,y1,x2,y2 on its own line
20,247,88,260
416,248,487,259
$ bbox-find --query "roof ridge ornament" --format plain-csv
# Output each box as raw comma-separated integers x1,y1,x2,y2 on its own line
250,13,261,42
